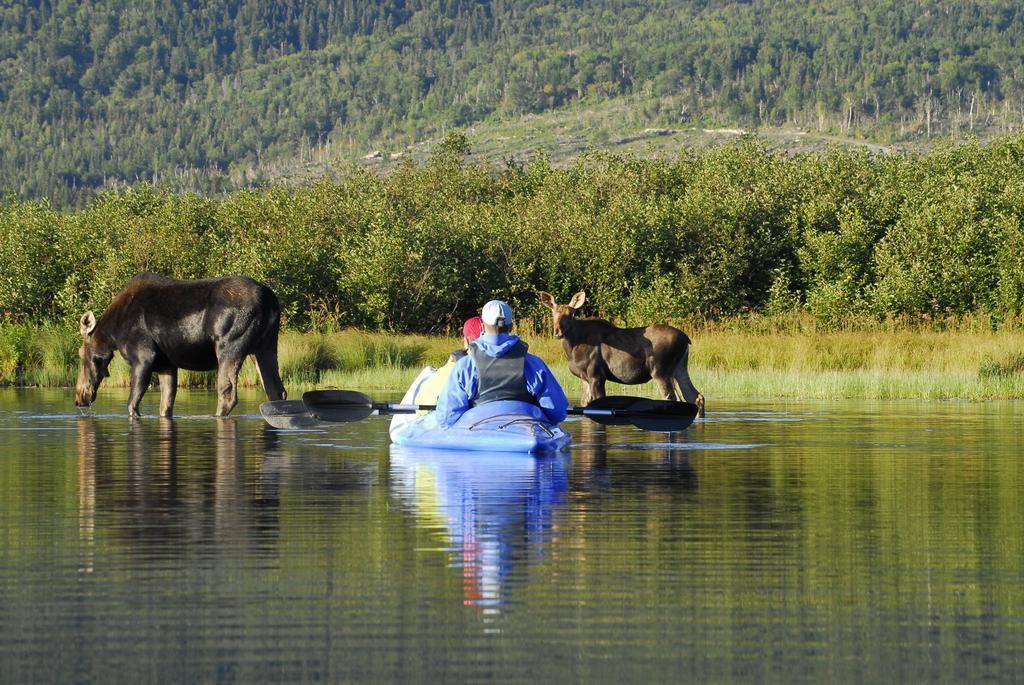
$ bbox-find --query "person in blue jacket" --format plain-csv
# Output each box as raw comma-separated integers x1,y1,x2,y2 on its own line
435,299,569,427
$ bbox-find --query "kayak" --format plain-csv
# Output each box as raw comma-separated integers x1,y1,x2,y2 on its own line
390,400,571,453
389,367,571,453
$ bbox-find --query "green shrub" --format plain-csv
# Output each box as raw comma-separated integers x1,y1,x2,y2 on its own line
3,136,1024,331
0,201,64,320
0,324,22,383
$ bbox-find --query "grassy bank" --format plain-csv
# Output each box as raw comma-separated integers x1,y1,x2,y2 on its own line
3,322,1024,401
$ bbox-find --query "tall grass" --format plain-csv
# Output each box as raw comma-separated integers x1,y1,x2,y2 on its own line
0,322,80,387
686,324,1024,400
0,323,448,390
4,320,1024,401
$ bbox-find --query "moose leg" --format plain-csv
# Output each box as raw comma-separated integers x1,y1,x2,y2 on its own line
157,369,178,418
127,363,154,419
215,357,244,417
654,374,678,401
672,357,706,418
253,348,287,401
587,378,606,404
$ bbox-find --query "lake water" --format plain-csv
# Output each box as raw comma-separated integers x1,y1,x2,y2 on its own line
1,388,1022,682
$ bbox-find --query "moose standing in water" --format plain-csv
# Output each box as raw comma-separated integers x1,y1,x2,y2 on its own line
74,273,287,418
537,290,705,418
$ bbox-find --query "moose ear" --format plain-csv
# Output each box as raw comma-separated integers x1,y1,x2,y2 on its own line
568,291,586,309
80,310,97,337
536,291,556,309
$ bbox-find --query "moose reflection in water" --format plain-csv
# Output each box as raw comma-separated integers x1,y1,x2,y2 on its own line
389,447,570,616
74,416,283,560
572,420,700,498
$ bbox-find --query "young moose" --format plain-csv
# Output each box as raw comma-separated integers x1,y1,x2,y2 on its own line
74,273,287,418
537,290,705,418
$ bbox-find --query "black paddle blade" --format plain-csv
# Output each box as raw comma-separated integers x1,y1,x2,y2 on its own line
578,395,699,432
260,400,321,429
301,390,376,422
620,398,699,432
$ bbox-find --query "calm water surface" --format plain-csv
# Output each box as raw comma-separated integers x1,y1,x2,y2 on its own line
1,388,1022,682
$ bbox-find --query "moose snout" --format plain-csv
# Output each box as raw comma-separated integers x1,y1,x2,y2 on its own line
74,386,94,407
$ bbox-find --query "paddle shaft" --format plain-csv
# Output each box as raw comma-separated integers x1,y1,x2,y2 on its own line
343,400,675,420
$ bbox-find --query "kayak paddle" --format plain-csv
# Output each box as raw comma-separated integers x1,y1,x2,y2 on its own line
299,390,699,432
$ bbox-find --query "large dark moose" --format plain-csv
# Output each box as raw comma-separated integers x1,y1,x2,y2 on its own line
74,273,287,418
537,290,705,418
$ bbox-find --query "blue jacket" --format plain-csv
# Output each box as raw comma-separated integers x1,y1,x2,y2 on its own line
435,333,569,426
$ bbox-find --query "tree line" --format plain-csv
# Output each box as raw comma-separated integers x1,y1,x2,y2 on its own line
3,135,1024,332
2,0,1023,206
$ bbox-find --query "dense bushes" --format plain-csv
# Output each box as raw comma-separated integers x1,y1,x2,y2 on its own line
3,136,1024,333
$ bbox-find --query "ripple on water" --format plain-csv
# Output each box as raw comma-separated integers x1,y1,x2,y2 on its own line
601,441,769,450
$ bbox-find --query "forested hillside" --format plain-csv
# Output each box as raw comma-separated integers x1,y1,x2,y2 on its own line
2,0,1023,206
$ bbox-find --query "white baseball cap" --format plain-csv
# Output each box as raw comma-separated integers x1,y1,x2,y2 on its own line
481,300,513,326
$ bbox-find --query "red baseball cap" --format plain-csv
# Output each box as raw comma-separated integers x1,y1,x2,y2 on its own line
462,316,485,341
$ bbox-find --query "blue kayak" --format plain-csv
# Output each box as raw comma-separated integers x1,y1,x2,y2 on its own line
390,399,572,453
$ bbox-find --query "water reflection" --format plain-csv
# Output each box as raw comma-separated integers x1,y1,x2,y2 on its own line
389,446,570,620
75,416,282,561
571,419,699,496
76,417,97,573
11,392,1014,683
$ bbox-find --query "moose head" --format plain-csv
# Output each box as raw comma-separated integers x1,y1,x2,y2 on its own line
537,290,586,339
74,310,114,407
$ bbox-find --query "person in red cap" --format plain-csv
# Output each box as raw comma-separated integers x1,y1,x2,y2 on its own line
461,315,485,344
412,315,485,409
